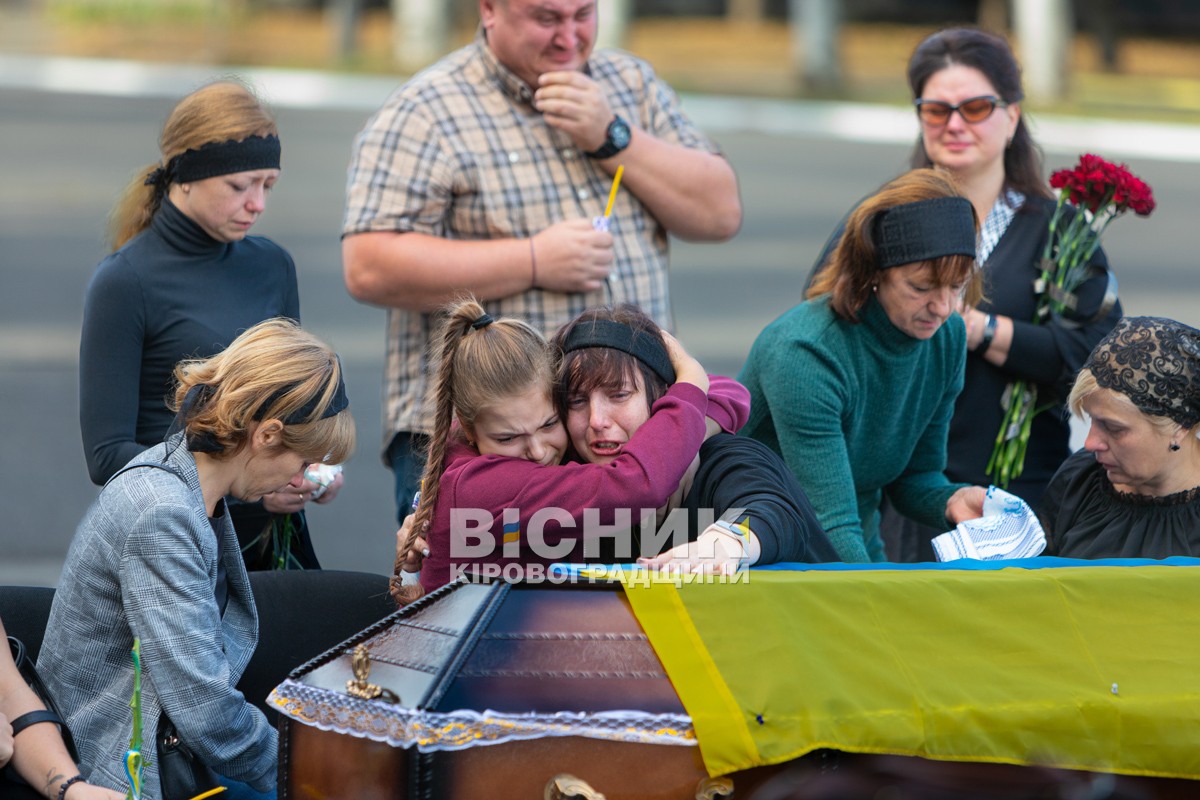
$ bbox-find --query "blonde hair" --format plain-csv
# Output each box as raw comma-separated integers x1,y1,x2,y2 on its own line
108,79,278,249
1068,368,1191,438
809,168,983,321
391,297,557,605
171,318,354,464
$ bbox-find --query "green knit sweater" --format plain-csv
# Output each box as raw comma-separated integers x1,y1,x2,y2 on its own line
739,294,968,562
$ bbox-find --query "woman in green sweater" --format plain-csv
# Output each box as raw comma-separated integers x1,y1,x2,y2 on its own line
739,169,986,562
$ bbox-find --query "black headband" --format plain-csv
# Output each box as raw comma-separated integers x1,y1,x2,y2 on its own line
168,362,347,453
873,196,976,270
253,360,350,425
561,320,675,385
173,383,222,453
148,134,281,188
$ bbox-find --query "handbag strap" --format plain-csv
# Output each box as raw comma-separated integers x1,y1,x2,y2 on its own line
5,464,184,760
8,633,27,665
106,461,189,488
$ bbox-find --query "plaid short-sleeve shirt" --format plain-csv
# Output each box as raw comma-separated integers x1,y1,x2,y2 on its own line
344,32,722,441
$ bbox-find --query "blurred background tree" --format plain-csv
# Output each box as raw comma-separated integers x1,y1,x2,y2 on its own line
3,0,1199,117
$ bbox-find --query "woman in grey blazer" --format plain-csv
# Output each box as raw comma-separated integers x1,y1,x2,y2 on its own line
39,319,354,799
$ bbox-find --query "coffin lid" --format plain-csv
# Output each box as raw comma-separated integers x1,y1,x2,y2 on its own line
268,579,696,752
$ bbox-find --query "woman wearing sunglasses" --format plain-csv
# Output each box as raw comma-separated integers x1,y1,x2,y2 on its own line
810,28,1121,561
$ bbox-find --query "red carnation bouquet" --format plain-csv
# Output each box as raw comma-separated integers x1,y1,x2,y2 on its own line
987,153,1155,487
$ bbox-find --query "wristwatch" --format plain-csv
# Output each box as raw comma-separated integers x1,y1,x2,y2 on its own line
713,518,751,550
585,115,631,159
974,313,997,355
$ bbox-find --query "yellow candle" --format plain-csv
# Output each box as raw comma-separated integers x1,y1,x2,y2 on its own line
604,164,624,219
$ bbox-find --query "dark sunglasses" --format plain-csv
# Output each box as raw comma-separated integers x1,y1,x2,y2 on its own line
914,95,1009,125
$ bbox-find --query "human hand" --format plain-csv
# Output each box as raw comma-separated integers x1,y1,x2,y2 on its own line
637,525,747,575
946,485,987,525
312,470,344,505
261,478,320,514
660,331,708,394
394,514,429,576
534,71,614,152
531,219,612,293
66,781,126,800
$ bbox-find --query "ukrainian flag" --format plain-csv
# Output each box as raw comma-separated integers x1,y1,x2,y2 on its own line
623,558,1200,780
502,519,520,546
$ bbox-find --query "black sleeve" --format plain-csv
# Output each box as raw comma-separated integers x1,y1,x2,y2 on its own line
282,249,301,322
79,255,150,484
697,436,841,564
1035,450,1090,557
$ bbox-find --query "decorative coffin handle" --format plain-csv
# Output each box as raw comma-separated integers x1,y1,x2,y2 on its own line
544,774,607,800
345,644,400,703
696,776,735,798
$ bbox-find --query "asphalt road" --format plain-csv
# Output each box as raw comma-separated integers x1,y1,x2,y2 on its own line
2,83,1198,586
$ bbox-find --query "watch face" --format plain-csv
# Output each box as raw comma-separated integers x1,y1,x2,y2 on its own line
610,117,631,149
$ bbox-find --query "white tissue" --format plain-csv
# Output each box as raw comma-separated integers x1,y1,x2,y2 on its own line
304,463,343,500
932,486,1046,561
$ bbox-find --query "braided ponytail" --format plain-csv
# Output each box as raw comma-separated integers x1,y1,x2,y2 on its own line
390,301,479,605
389,297,557,606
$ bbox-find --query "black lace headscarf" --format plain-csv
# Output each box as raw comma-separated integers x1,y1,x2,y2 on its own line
1085,316,1200,428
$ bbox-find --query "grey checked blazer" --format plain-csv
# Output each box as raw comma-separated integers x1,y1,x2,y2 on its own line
38,439,277,796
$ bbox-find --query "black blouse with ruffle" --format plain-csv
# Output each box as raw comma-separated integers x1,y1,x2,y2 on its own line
1039,449,1200,559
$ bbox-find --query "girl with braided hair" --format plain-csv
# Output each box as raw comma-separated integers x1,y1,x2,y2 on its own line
392,297,745,604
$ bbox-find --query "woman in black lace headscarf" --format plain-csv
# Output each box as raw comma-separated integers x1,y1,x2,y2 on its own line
1039,316,1200,559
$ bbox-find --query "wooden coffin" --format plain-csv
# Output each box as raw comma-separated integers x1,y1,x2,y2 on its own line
272,579,782,799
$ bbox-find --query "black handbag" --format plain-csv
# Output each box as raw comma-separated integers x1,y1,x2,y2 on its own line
6,635,78,760
156,716,222,800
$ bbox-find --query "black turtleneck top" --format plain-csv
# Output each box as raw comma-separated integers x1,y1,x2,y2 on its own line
80,199,299,484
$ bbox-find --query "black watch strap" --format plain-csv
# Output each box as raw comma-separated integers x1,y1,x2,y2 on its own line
11,709,64,737
974,313,997,355
585,115,630,160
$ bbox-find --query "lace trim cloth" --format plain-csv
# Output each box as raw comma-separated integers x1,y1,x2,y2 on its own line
269,679,697,752
1101,474,1200,506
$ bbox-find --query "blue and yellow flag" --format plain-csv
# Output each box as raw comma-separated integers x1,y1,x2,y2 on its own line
623,558,1200,780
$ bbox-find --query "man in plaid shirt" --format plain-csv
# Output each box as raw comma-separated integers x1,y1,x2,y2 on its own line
342,0,743,523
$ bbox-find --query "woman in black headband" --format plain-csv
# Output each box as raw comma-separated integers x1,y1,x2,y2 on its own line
78,80,340,570
1040,317,1200,559
42,319,353,798
552,306,840,572
740,169,987,563
809,29,1121,560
